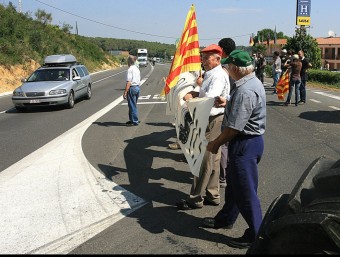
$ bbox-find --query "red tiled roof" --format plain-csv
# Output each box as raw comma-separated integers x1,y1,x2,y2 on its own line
262,37,340,46
316,37,340,45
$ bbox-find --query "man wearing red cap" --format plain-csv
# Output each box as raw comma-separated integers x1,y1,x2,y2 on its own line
176,44,231,210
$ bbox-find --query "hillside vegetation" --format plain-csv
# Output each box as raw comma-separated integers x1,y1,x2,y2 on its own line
0,3,176,94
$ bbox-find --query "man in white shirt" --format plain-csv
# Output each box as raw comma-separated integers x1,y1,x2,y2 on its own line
176,44,230,210
124,55,141,126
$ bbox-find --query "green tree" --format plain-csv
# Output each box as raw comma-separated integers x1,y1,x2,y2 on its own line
34,9,52,25
284,26,321,69
61,23,73,34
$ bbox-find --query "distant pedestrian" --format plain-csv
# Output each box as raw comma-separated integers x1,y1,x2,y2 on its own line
297,50,312,104
284,54,302,106
272,51,282,94
255,53,266,85
124,55,141,126
324,60,330,71
280,49,288,76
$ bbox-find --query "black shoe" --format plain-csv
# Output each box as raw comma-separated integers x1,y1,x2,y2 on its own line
202,217,233,229
176,199,202,210
133,122,139,126
203,198,220,206
126,121,133,125
226,235,253,249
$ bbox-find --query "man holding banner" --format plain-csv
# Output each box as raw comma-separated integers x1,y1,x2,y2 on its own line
176,44,230,210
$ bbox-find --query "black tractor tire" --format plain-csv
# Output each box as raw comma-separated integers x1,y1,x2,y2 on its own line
248,156,340,254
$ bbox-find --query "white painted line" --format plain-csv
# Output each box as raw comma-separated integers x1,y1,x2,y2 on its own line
314,91,340,101
310,99,321,103
0,72,153,254
121,101,166,105
329,106,340,110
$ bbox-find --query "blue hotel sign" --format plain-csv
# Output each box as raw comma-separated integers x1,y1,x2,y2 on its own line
296,0,311,26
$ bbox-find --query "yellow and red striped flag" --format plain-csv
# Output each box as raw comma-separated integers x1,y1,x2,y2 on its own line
249,33,254,46
161,4,201,96
276,70,290,101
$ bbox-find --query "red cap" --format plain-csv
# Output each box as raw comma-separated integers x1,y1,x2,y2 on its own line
200,44,223,56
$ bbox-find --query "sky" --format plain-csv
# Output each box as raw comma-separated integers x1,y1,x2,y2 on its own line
2,0,340,47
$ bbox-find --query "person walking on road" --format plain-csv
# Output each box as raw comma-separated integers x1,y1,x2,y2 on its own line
124,55,141,126
203,49,266,250
272,51,282,94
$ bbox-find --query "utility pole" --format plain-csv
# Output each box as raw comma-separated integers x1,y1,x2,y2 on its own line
18,0,22,13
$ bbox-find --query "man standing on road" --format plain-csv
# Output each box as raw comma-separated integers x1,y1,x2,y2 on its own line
203,49,266,249
176,44,230,210
298,50,312,104
217,37,236,189
124,55,141,126
255,52,266,85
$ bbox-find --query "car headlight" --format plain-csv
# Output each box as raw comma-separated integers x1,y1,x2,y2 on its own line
13,91,25,97
49,89,67,95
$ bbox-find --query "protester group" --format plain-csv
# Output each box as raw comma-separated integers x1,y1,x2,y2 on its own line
123,38,311,250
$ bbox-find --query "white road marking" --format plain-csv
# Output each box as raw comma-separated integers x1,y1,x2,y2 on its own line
313,91,340,101
310,99,321,103
329,106,340,110
121,101,166,105
0,70,154,254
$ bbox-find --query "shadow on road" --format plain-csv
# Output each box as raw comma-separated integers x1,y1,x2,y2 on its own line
299,110,340,124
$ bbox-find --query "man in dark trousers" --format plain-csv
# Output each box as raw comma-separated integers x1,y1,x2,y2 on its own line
255,52,266,85
297,50,312,104
217,37,236,189
203,50,266,249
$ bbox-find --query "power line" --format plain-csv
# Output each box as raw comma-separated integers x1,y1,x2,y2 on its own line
33,0,250,42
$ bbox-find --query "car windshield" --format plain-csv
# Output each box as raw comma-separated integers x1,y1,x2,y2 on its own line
27,69,70,82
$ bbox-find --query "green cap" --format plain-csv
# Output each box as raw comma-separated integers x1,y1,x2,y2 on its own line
222,50,253,67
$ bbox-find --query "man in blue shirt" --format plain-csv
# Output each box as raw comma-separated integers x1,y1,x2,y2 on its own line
204,50,266,249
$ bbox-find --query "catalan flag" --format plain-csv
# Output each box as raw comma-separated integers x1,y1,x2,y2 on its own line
249,33,254,46
276,70,290,101
162,5,201,95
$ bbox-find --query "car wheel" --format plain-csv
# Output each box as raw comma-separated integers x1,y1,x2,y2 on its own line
66,91,75,109
15,106,26,112
85,84,92,100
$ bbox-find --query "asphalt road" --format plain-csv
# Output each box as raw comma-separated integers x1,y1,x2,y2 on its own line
0,64,339,254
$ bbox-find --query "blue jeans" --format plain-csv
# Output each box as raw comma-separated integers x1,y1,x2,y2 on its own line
286,79,301,105
272,72,281,93
127,85,140,124
300,79,307,102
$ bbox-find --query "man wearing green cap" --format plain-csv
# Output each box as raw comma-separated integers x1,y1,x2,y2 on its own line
203,49,266,249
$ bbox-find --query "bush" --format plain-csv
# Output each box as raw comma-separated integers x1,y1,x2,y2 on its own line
308,69,340,88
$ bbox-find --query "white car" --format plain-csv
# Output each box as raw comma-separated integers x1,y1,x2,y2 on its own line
12,54,92,111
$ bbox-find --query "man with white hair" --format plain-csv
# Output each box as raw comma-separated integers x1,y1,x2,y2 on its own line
176,44,230,210
124,55,141,126
203,49,266,249
280,49,288,76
